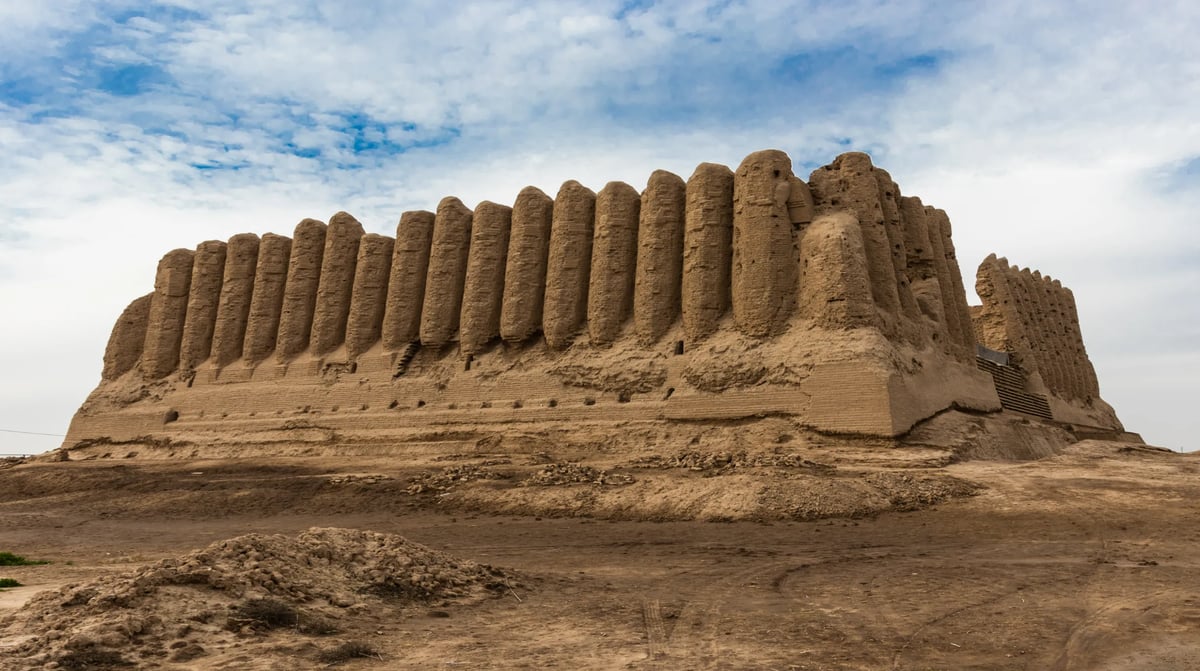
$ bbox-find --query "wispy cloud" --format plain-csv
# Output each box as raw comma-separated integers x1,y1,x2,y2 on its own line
0,1,1197,452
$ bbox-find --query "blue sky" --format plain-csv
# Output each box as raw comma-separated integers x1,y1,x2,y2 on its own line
0,0,1197,453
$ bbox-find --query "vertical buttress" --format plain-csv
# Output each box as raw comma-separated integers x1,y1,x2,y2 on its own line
210,233,259,367
242,233,292,365
178,240,227,370
141,248,195,379
587,181,640,345
500,187,555,343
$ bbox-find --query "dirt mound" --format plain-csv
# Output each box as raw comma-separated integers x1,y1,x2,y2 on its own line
0,527,513,670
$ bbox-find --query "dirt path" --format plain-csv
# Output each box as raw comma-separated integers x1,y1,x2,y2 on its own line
1,441,1198,669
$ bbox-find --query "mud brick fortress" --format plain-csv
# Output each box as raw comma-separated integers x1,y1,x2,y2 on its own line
65,150,1129,451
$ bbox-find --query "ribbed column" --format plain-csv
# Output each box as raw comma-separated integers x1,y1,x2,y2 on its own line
930,209,976,358
242,233,291,364
311,212,364,356
276,219,327,360
634,169,686,343
897,196,948,343
345,233,394,358
210,233,259,367
1045,278,1081,398
101,293,152,380
732,150,795,337
178,240,227,370
587,181,640,345
141,248,195,379
797,213,877,329
874,169,921,341
382,210,435,349
926,207,974,361
460,201,511,354
420,197,473,347
500,187,554,343
808,153,901,335
1023,269,1064,394
1060,282,1100,398
682,162,734,341
543,181,596,349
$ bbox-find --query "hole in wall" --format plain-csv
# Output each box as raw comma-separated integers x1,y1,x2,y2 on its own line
388,400,399,409
548,399,558,408
163,409,179,424
583,397,596,406
674,341,684,355
464,355,474,371
617,392,631,403
663,387,675,400
416,400,426,408
512,400,523,409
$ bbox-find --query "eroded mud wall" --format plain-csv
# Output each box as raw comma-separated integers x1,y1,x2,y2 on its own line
140,249,195,379
311,213,365,356
808,153,901,336
276,219,327,361
345,233,395,358
210,234,260,367
242,233,292,364
587,181,640,345
460,201,511,354
732,150,795,337
634,170,686,343
102,293,153,380
420,198,473,348
178,240,227,370
974,257,1103,401
798,213,877,329
681,163,734,341
500,187,554,343
543,181,596,349
382,211,435,349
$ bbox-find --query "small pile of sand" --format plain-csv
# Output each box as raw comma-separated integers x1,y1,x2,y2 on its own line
0,528,512,669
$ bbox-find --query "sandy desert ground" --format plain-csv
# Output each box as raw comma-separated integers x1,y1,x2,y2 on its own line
0,417,1197,670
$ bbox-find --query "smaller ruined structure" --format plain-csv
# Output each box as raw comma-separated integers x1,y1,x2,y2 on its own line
67,150,1129,454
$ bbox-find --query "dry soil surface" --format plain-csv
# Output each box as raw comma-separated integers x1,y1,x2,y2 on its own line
1,439,1198,670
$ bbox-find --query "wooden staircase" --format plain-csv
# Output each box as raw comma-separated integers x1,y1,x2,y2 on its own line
976,356,1054,420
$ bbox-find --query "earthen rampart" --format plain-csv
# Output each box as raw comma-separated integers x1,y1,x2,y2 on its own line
70,150,1126,449
974,254,1103,403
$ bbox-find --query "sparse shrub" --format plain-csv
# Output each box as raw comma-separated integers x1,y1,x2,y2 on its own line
0,578,21,588
0,552,49,566
56,646,130,670
318,641,379,665
227,597,337,635
228,598,299,630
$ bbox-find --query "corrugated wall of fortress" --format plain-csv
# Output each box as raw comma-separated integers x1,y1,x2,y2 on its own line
974,254,1101,401
105,150,983,381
